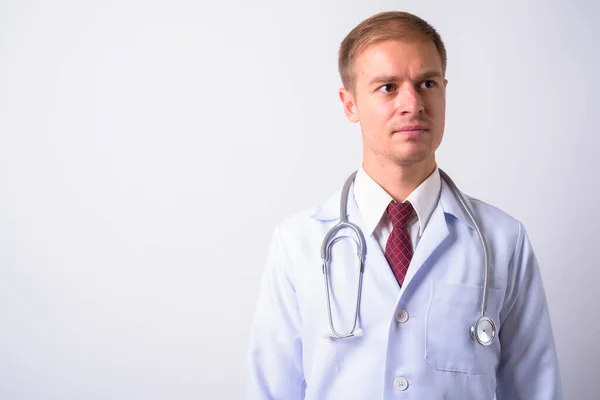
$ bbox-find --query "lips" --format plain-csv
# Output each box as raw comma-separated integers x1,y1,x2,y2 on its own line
393,125,428,138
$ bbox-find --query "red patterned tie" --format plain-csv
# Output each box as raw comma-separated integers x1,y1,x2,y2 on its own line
385,201,415,286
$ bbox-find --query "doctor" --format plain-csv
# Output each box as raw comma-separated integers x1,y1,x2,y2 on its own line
247,11,563,399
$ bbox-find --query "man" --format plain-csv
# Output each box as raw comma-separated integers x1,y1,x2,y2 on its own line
247,11,563,399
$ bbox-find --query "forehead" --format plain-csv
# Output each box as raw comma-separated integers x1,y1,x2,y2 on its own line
353,39,443,81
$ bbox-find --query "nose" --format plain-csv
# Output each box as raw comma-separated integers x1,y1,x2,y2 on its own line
396,84,424,116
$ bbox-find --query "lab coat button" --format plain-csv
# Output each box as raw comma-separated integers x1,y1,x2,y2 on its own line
394,376,408,391
396,309,409,323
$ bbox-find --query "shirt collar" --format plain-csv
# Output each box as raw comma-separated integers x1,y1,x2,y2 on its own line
353,166,442,237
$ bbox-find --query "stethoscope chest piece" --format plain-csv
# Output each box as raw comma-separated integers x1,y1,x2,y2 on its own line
470,316,496,346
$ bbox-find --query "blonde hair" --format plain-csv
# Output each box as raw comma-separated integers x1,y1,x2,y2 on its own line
338,11,447,91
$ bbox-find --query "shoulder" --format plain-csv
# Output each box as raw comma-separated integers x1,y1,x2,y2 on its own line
275,188,340,239
463,194,526,251
440,177,524,244
467,195,519,226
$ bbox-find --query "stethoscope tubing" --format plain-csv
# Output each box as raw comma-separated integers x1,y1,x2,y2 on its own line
320,169,494,345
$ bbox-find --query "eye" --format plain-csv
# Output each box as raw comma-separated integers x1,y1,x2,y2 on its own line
419,80,437,89
378,83,397,93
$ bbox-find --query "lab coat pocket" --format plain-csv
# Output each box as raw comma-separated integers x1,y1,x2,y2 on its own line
425,282,501,374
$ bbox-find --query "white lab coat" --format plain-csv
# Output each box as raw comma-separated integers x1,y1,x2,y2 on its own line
247,178,563,399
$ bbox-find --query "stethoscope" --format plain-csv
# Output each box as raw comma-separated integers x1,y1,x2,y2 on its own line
320,169,496,346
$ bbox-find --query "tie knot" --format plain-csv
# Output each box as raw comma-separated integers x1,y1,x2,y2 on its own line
387,201,414,229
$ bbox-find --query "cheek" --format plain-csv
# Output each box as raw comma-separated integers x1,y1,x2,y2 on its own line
427,96,446,118
360,99,394,128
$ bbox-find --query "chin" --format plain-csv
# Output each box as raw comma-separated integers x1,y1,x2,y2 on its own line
389,150,432,166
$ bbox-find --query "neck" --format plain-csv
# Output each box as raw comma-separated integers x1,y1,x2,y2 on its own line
362,156,437,202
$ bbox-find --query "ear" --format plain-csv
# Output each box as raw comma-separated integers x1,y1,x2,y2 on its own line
338,87,359,123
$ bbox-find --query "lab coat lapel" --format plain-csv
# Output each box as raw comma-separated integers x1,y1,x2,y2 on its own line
402,193,450,289
363,226,403,296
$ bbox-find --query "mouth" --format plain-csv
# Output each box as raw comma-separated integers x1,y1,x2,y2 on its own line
393,125,429,138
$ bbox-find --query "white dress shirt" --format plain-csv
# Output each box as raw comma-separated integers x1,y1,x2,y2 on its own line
353,165,441,253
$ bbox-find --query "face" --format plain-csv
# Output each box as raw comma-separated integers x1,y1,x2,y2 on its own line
339,39,448,170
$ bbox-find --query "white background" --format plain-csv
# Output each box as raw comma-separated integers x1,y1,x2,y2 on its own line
1,0,598,398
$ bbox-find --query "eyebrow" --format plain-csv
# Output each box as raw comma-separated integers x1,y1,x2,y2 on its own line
368,70,443,86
